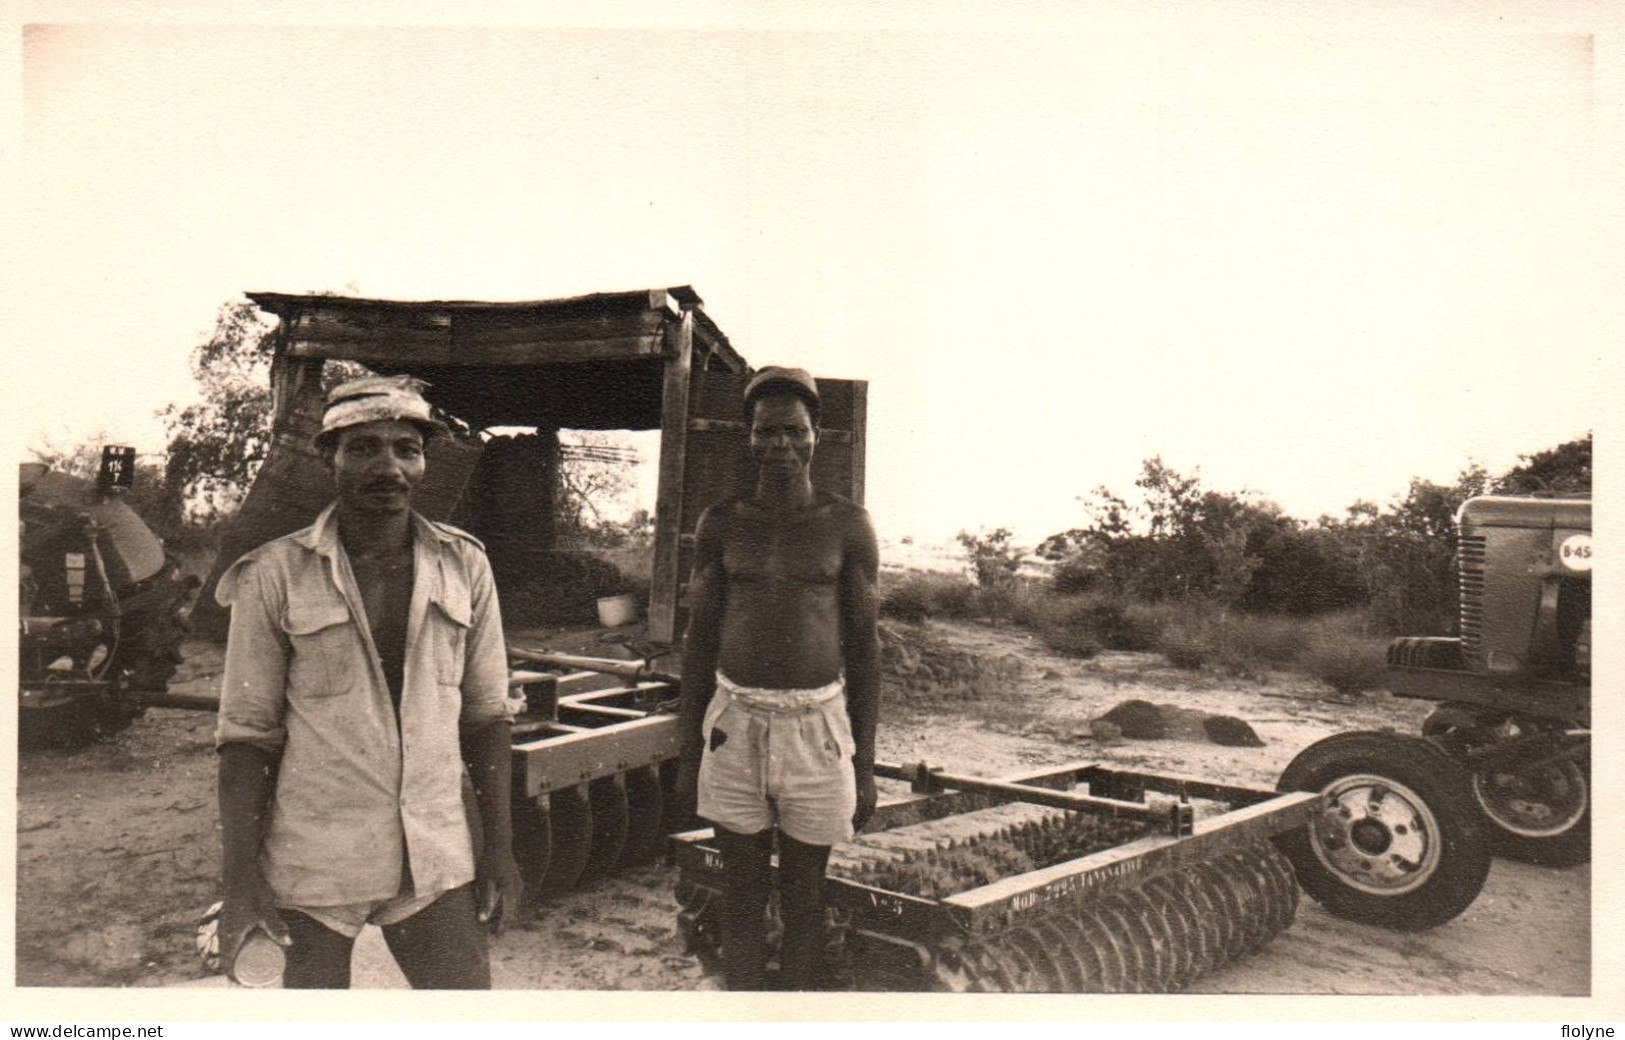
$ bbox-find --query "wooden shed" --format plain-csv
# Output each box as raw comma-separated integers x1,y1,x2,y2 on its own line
196,287,867,645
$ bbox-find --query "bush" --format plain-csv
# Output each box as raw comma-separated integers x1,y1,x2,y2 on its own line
1154,612,1212,670
879,571,979,623
1146,602,1297,679
1050,550,1106,596
1298,612,1390,695
880,577,933,623
1039,620,1105,659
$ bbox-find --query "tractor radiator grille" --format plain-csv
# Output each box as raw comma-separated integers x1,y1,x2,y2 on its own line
1457,535,1486,657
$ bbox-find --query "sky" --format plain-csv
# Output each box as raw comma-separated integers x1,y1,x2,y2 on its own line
7,4,1620,544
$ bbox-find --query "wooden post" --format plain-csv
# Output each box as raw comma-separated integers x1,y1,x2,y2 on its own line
267,318,325,435
647,310,694,644
849,380,868,505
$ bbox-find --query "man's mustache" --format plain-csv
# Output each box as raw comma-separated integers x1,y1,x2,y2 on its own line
362,479,410,492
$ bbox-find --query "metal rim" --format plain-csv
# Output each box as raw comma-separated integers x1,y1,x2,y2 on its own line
1472,759,1588,839
1309,772,1442,896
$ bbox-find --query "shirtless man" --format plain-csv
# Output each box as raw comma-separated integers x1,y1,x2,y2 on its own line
213,375,521,988
675,366,880,991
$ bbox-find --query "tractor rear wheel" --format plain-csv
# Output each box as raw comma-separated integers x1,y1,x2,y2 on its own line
1275,731,1490,931
20,558,197,752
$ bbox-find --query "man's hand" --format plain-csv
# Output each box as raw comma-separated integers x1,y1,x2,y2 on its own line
476,845,523,935
853,762,878,833
217,886,291,981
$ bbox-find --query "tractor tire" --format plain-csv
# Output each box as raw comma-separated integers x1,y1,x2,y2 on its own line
1274,731,1491,931
1421,709,1591,869
1471,750,1590,868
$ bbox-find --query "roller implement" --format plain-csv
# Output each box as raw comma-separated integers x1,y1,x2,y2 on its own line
673,760,1317,992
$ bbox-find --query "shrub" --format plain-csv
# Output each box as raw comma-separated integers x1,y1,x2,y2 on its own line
879,571,979,623
1143,600,1322,678
1039,621,1105,659
1298,611,1390,695
1155,614,1212,670
880,577,933,623
1049,544,1109,596
1035,594,1126,658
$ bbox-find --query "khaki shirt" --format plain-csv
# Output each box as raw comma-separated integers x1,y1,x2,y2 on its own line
214,504,511,907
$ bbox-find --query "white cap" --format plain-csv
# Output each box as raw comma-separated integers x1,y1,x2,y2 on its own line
316,375,448,447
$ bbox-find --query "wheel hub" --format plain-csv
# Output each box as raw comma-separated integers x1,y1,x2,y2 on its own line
1312,774,1440,896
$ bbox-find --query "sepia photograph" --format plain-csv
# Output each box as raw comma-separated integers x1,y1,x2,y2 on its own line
6,0,1619,1021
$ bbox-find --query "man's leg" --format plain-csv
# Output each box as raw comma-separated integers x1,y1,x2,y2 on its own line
379,884,492,990
280,910,358,989
715,826,774,991
777,832,833,990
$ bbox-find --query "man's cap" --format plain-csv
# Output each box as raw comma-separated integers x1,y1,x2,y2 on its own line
743,366,820,420
316,374,449,446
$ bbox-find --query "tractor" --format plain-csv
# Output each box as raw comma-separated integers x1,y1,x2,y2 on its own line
1274,494,1590,930
18,448,202,749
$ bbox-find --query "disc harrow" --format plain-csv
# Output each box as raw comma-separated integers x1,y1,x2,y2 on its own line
504,647,684,905
672,759,1316,992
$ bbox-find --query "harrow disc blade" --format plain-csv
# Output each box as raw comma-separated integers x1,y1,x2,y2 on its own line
1142,873,1200,991
1194,857,1249,961
1226,849,1275,954
921,847,1301,994
1047,912,1112,991
582,773,630,880
1258,843,1301,944
1093,895,1154,993
621,765,666,866
1004,923,1070,991
510,791,554,897
537,783,594,897
1031,919,1090,991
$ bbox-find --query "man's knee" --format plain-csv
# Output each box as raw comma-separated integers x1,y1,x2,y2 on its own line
280,910,356,989
381,885,491,990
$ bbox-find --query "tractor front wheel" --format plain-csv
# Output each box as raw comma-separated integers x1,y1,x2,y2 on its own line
1471,751,1589,868
1274,731,1491,931
1422,709,1591,868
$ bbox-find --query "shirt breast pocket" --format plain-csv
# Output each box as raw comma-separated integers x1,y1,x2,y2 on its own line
429,592,471,686
282,602,357,698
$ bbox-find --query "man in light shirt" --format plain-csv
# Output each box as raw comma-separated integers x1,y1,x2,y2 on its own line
213,375,520,988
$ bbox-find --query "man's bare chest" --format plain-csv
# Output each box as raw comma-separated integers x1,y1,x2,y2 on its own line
722,518,844,588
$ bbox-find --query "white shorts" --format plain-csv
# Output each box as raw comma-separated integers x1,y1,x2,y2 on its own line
277,881,442,939
696,673,858,847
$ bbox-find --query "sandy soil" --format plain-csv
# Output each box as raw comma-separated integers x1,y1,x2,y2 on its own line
14,620,1589,995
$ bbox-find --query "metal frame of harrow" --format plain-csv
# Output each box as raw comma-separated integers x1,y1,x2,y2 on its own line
506,670,684,898
672,761,1318,989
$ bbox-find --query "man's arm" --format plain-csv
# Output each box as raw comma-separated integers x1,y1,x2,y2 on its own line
459,548,520,932
214,559,293,970
674,506,728,821
839,507,882,831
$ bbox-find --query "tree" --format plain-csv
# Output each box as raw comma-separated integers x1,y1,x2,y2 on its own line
1496,433,1591,494
159,301,279,522
554,432,639,539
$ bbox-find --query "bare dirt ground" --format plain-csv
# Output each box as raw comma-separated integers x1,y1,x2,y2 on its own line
15,619,1589,995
